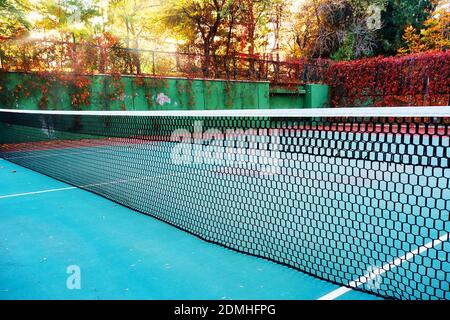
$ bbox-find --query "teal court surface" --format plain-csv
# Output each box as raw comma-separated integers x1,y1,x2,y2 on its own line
1,108,449,300
0,159,379,300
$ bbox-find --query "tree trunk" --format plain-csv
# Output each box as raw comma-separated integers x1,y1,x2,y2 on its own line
125,21,133,74
203,42,211,78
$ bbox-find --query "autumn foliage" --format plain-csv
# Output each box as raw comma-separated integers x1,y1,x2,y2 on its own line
326,50,450,107
1,37,450,109
399,10,450,55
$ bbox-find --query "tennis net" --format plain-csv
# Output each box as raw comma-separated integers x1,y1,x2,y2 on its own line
0,107,449,300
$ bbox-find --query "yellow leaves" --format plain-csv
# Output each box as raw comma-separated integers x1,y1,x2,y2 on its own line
403,25,417,37
398,10,450,55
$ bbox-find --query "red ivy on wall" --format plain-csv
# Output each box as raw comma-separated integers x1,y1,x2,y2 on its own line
14,72,92,110
326,51,450,107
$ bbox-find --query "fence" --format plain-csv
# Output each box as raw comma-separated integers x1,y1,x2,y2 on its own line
2,39,448,107
0,39,328,85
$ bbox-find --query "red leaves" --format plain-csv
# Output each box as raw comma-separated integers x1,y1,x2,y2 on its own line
327,51,450,107
57,74,91,108
13,72,92,109
14,82,31,98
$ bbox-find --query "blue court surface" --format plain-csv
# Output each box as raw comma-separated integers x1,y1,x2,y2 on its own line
0,159,380,300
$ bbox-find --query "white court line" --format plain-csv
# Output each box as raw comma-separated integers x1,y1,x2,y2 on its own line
0,171,192,199
318,232,450,300
0,186,77,199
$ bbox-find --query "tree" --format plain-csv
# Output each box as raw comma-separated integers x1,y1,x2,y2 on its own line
292,0,355,59
108,0,162,73
399,9,450,54
0,0,30,39
237,0,272,56
32,0,101,42
292,0,438,60
379,0,438,55
266,0,290,55
161,0,231,76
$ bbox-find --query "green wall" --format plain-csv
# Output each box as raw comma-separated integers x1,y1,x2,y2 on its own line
268,84,330,109
304,84,330,108
0,71,270,111
0,71,330,111
269,86,307,109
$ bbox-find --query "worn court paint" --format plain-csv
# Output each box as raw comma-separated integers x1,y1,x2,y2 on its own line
0,161,378,300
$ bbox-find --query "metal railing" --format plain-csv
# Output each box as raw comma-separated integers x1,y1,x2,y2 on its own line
0,39,329,84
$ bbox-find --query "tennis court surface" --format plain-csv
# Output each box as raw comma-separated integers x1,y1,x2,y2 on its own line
0,107,449,300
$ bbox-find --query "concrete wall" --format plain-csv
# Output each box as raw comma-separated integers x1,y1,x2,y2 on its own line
0,71,330,110
0,72,270,111
268,84,330,109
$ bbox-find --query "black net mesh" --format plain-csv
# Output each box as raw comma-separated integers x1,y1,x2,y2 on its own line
0,110,449,300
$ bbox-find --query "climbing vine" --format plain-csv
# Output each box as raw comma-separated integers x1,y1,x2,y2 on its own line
326,50,450,107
